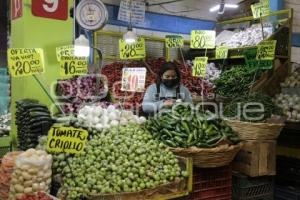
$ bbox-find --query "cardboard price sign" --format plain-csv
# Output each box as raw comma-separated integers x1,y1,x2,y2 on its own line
47,126,88,154
7,48,45,77
190,30,215,49
192,57,208,77
60,56,88,76
216,46,229,59
56,45,74,61
165,35,184,48
256,40,277,60
251,2,270,19
121,67,146,92
119,38,146,60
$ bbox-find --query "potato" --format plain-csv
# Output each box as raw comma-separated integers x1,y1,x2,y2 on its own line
24,187,33,194
21,171,31,180
28,167,39,174
32,183,39,191
24,180,33,187
14,184,24,193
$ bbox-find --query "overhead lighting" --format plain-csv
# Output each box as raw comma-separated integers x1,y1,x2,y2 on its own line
210,5,220,12
209,4,239,12
225,4,239,8
74,34,90,57
123,28,137,44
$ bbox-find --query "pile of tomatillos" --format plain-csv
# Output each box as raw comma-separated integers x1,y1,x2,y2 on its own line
145,104,240,148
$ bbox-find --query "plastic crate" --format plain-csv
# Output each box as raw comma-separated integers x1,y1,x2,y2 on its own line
232,171,274,200
190,166,232,200
275,186,300,200
276,156,300,187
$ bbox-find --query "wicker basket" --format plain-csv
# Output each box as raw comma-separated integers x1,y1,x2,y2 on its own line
225,120,284,140
170,144,242,168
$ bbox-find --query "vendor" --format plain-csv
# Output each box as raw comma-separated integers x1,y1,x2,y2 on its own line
142,62,192,114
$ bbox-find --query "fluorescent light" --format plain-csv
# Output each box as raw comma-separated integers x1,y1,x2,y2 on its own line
210,5,220,12
225,4,239,8
123,30,137,44
74,34,90,57
209,4,238,12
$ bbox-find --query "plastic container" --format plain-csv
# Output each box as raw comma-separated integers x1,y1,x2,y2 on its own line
190,166,232,200
232,171,274,200
275,186,300,200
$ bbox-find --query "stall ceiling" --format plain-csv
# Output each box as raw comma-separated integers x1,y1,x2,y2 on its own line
102,0,244,20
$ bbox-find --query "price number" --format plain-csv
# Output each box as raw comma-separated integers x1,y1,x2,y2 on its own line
191,30,215,49
121,68,146,92
60,56,88,77
165,35,184,48
119,38,145,60
192,57,208,77
216,46,229,59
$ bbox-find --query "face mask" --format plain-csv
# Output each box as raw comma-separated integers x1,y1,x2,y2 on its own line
162,78,179,88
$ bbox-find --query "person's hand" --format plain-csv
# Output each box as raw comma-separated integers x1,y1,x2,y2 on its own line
163,99,174,107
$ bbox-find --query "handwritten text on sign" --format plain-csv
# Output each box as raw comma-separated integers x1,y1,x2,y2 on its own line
190,30,215,49
60,56,88,77
165,35,184,48
256,40,277,60
251,2,270,19
121,67,146,92
193,57,208,77
216,46,229,59
7,48,44,77
119,38,146,60
56,45,74,61
47,126,88,154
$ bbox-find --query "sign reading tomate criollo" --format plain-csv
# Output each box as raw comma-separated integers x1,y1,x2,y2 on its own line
119,38,146,60
190,30,215,49
7,48,45,77
47,126,88,154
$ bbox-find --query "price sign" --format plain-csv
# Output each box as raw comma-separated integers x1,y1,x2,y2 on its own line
121,67,146,92
256,40,276,60
192,57,208,77
47,125,88,154
190,30,215,49
56,45,74,61
246,59,273,71
165,35,184,48
251,2,270,19
119,38,146,60
216,46,229,59
7,48,45,77
60,56,88,77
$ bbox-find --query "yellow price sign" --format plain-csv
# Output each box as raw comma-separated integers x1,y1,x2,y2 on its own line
56,45,74,61
47,125,88,154
251,2,270,19
165,35,184,48
60,56,88,77
256,40,277,60
7,48,45,77
119,38,146,60
193,57,208,77
216,46,229,59
190,30,215,49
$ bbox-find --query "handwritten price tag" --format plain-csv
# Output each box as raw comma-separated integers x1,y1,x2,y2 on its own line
60,56,88,77
165,35,184,48
7,48,45,77
47,125,88,154
256,40,276,60
193,57,208,77
246,59,273,71
119,38,146,60
251,2,270,19
56,45,74,61
190,30,215,49
121,68,146,92
216,46,229,59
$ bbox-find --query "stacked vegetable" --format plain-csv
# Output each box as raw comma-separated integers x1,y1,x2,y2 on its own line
274,94,300,122
61,124,187,199
0,113,10,137
16,192,56,200
280,65,300,88
16,99,53,150
145,104,240,148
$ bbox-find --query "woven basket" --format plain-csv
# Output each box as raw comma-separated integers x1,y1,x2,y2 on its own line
225,120,284,140
170,144,242,168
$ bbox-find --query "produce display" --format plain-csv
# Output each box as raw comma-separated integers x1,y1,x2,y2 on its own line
16,192,56,200
274,94,300,122
145,104,240,148
213,66,263,98
204,63,222,82
9,149,52,200
77,105,147,129
0,113,11,137
224,93,283,122
280,65,300,88
60,124,187,199
16,99,53,150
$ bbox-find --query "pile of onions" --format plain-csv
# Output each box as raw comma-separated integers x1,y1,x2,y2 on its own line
274,93,300,122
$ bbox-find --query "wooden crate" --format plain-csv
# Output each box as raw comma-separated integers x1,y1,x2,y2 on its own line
233,140,276,177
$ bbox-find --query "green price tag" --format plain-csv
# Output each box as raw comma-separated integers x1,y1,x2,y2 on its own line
193,57,208,77
7,48,45,77
246,59,273,71
60,56,88,77
119,38,146,60
190,30,215,49
216,46,229,59
256,40,277,60
165,35,184,48
251,2,270,19
47,125,89,154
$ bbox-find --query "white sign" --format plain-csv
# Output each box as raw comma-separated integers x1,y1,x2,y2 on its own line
121,67,146,92
118,0,145,26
